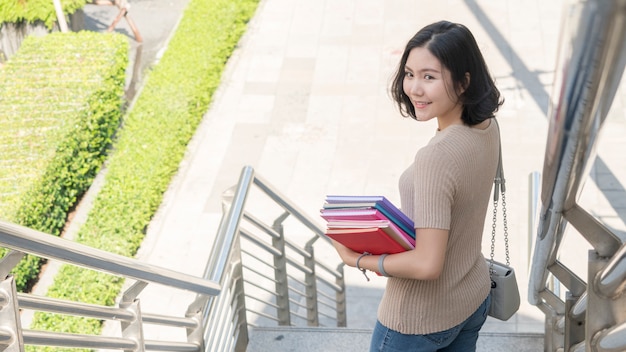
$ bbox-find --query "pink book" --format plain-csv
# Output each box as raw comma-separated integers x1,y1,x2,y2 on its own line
321,208,415,248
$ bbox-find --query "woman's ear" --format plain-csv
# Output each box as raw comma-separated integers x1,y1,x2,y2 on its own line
459,72,470,94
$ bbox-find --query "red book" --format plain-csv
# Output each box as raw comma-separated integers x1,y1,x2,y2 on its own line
325,219,414,250
324,227,408,255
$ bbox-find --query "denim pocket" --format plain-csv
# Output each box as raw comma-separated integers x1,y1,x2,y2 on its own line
420,324,462,346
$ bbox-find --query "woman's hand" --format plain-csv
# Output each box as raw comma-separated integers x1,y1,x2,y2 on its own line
331,239,361,267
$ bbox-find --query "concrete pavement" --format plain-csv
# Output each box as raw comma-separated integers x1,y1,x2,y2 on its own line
83,0,626,347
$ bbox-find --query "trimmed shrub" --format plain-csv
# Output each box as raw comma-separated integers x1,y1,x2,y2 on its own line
0,31,128,291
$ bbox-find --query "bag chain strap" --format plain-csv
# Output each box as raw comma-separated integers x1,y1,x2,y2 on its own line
490,185,509,266
489,119,509,278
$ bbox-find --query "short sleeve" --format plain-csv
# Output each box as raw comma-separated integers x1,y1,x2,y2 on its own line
412,146,459,230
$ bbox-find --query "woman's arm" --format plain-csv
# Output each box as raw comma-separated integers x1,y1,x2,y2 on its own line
331,227,449,280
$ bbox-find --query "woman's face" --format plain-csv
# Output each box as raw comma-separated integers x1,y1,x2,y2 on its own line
402,46,464,129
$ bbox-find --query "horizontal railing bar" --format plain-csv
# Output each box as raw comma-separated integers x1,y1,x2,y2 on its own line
241,249,276,272
317,299,335,310
142,313,199,329
597,320,626,352
243,265,278,285
316,274,343,292
286,256,312,275
22,329,201,352
285,241,312,261
317,288,337,302
565,204,622,257
318,310,336,320
144,340,200,352
244,279,277,297
548,260,586,296
240,228,281,256
242,212,281,241
0,220,221,296
286,276,305,288
246,309,280,323
596,243,626,298
288,298,306,310
22,329,137,349
539,289,566,315
314,260,344,280
570,292,587,320
17,293,134,322
289,310,308,321
287,286,308,298
244,294,279,310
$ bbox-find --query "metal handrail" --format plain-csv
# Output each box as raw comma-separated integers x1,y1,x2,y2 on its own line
0,220,220,296
528,0,626,350
0,165,345,351
0,220,220,351
194,165,346,349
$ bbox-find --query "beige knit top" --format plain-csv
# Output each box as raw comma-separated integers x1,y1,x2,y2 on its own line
377,120,499,334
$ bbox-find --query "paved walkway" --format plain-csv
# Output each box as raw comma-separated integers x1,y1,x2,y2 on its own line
83,0,626,345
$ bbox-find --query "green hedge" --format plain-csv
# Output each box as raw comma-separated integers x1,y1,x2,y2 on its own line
0,31,128,291
0,0,87,29
28,0,259,347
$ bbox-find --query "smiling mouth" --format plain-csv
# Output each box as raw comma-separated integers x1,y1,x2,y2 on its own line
414,102,431,108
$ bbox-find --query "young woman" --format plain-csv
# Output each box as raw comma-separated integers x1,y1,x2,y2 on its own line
331,21,504,351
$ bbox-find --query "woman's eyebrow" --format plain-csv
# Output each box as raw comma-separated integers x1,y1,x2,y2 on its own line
404,65,440,74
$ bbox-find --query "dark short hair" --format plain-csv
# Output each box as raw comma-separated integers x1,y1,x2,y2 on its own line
390,21,503,125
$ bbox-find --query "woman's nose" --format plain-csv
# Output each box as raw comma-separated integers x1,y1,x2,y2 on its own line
408,79,422,96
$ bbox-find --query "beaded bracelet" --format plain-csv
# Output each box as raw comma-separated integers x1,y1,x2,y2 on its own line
356,252,371,281
378,253,391,277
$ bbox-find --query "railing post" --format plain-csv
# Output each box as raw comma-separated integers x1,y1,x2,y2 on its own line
0,276,24,352
272,212,291,326
564,292,585,350
586,250,626,351
335,264,346,327
119,281,148,352
304,243,319,326
543,309,562,352
232,260,249,352
185,300,206,352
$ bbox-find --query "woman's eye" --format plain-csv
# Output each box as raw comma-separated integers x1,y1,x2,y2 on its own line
404,71,414,78
424,74,434,80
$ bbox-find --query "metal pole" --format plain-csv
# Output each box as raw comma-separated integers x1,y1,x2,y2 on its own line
52,0,69,32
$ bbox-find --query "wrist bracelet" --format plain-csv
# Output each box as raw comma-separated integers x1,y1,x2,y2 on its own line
378,253,391,277
356,252,371,281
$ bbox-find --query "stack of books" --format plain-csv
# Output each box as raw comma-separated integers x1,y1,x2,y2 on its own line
320,195,415,255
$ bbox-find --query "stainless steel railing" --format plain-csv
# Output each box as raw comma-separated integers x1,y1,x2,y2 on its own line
528,0,626,351
0,165,345,351
188,165,346,350
0,220,218,351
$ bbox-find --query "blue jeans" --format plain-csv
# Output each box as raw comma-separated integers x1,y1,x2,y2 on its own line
369,294,491,352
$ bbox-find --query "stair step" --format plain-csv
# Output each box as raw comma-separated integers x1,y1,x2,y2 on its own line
247,326,544,352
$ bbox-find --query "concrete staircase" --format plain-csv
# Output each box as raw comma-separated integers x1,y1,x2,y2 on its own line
247,326,544,351
245,269,546,351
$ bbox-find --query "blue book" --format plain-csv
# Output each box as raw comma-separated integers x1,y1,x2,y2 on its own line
323,195,415,239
